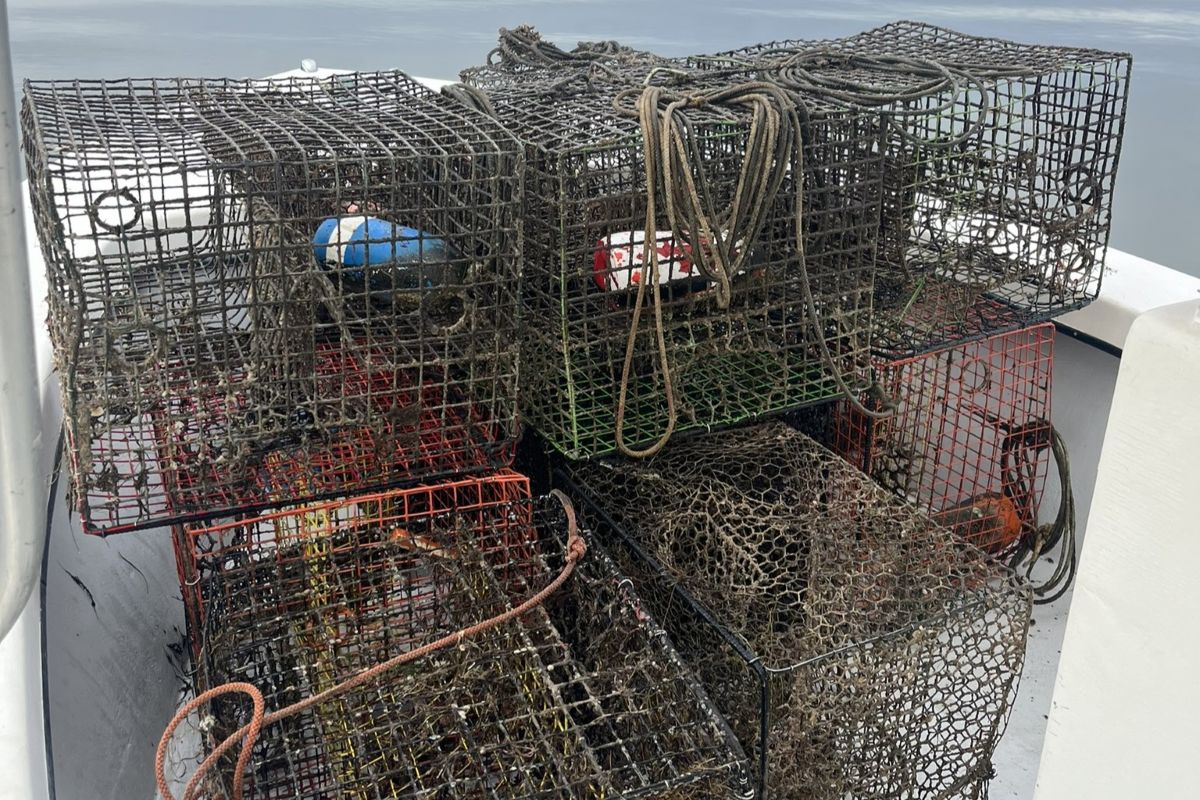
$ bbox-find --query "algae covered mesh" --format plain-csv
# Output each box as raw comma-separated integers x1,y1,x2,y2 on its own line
692,21,1131,356
563,422,1032,799
171,472,752,799
458,60,884,460
834,323,1055,558
22,71,523,533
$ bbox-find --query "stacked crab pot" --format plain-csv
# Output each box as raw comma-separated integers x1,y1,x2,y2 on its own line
450,19,1129,799
691,21,1132,357
454,71,884,459
21,17,1130,798
23,72,524,533
23,70,753,798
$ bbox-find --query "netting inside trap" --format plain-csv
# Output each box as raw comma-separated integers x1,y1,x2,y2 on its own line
833,323,1054,556
693,20,1131,356
564,422,1032,799
172,472,751,799
457,72,882,459
22,71,522,532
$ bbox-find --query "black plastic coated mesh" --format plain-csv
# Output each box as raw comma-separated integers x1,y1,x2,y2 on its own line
564,422,1032,799
692,21,1131,356
22,71,524,533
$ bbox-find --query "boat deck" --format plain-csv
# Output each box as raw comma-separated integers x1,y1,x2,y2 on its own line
992,569,1072,798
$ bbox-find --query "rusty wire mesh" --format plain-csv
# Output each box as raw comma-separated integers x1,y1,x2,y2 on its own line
22,71,523,533
690,21,1131,356
833,323,1055,557
454,64,883,459
562,422,1032,799
171,471,753,799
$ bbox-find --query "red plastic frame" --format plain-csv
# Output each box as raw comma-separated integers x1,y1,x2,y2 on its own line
835,323,1055,554
173,469,535,662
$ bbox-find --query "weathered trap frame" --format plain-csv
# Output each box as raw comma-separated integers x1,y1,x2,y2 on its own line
171,471,754,799
562,422,1032,799
22,71,523,532
455,72,884,459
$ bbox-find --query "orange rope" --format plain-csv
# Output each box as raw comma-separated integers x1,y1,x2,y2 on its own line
155,490,586,800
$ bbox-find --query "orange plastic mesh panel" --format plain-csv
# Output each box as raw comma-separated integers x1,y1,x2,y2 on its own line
170,472,752,799
173,471,533,651
834,323,1054,555
22,71,522,533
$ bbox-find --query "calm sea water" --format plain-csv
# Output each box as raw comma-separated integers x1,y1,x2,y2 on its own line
9,0,1198,275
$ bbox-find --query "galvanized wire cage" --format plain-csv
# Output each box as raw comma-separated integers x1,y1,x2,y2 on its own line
454,73,883,459
172,472,753,799
833,323,1054,557
22,71,523,533
562,422,1032,799
693,21,1131,356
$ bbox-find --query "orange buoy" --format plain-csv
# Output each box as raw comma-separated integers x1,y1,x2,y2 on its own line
933,493,1024,554
388,526,459,560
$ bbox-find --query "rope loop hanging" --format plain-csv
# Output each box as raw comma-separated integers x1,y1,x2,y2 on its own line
610,79,894,457
1006,423,1077,604
155,491,587,800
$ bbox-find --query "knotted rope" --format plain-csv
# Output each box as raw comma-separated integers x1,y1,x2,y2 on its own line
486,25,661,69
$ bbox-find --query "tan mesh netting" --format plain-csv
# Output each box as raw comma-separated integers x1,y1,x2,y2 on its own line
565,421,1032,799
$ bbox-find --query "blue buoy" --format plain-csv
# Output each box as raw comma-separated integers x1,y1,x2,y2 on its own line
312,215,461,301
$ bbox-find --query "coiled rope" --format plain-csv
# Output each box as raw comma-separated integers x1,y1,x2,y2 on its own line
707,47,1042,149
486,25,661,69
769,50,995,148
1007,423,1077,604
155,491,586,800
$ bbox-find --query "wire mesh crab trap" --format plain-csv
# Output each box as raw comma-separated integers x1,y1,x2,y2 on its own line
22,71,523,533
452,74,883,460
691,20,1131,357
561,421,1032,800
171,471,753,799
832,323,1054,557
